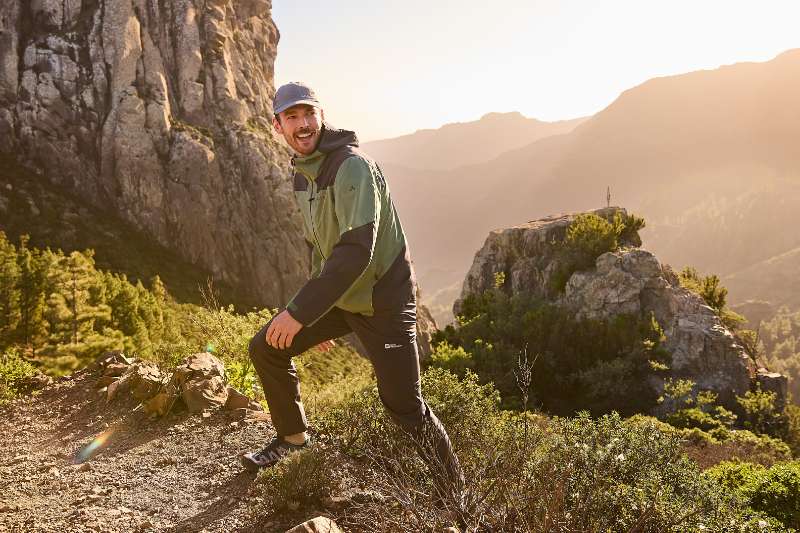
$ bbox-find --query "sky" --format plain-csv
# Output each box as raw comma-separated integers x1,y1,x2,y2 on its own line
273,1,800,142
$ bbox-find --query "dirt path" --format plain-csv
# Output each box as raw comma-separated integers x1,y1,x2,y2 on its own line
0,368,304,532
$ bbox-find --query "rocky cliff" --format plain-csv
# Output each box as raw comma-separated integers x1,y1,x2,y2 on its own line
456,207,787,410
0,0,308,306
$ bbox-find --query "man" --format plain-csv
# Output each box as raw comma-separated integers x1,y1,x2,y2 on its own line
241,82,464,494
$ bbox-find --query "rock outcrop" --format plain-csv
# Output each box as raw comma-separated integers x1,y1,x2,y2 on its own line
0,0,308,306
94,350,263,417
456,207,784,410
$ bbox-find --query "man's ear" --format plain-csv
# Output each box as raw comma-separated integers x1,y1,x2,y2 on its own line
273,115,283,134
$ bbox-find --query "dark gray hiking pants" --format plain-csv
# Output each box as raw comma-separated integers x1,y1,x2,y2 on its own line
247,299,464,490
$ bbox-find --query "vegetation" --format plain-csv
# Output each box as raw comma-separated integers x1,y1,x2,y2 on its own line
760,306,800,404
0,347,38,405
552,211,645,291
0,154,248,309
706,461,800,530
5,209,800,529
0,231,181,374
0,231,372,408
249,367,790,532
679,266,746,330
432,285,669,415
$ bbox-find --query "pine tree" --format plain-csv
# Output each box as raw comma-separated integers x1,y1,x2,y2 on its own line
14,235,48,349
41,250,116,371
0,232,21,349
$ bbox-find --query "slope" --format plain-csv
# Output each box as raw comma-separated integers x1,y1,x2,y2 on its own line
0,154,249,310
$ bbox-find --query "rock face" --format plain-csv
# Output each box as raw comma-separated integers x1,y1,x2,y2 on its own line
456,207,780,410
455,207,633,311
0,0,308,306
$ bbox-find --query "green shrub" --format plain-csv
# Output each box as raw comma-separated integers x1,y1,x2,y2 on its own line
737,384,787,437
0,347,38,404
427,341,474,377
253,443,339,514
552,212,624,291
658,378,738,434
316,371,781,532
706,461,800,529
298,343,374,417
437,290,670,415
785,404,800,456
679,266,746,330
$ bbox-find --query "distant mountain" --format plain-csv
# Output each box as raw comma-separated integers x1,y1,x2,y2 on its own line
363,112,586,171
382,49,800,324
725,245,800,312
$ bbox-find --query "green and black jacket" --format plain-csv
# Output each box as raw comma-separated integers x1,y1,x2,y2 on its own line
286,124,415,327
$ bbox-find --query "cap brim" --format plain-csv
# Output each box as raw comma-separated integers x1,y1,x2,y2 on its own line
274,99,321,115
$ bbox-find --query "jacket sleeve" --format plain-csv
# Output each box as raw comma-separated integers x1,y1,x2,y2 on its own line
286,156,380,326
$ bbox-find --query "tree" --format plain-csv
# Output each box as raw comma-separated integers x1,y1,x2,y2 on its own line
0,232,20,348
41,250,116,370
14,235,48,348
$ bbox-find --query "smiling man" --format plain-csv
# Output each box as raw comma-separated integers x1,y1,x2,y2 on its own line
241,82,464,498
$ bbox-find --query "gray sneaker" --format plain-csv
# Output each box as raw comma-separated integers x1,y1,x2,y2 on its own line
240,436,308,472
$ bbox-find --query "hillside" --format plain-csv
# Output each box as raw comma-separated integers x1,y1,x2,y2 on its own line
383,49,800,323
363,112,586,171
0,155,248,310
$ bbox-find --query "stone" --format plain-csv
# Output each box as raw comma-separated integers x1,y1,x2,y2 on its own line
127,363,166,401
171,353,229,413
756,369,789,411
224,387,251,410
285,517,343,533
103,363,129,377
96,376,118,388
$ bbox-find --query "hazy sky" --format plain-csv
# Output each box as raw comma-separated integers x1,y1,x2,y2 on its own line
273,1,800,141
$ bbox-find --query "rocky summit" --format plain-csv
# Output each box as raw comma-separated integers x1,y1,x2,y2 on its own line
0,0,309,306
456,207,787,411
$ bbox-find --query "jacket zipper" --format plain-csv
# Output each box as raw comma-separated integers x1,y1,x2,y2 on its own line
308,178,327,262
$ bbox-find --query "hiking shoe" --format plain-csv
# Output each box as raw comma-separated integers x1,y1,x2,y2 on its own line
240,437,308,472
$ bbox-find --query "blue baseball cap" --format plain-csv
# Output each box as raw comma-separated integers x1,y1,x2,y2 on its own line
273,82,321,115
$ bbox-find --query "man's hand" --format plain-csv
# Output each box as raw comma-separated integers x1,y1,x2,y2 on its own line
265,310,303,350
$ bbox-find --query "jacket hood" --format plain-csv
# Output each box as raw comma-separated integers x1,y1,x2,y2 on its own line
317,122,359,153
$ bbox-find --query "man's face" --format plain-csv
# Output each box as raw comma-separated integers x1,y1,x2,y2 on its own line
273,104,324,156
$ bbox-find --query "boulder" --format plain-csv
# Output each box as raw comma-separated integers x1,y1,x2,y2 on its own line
285,517,343,533
172,353,229,412
224,386,251,410
756,369,789,411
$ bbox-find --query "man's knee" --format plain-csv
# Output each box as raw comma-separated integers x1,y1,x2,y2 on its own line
248,320,283,362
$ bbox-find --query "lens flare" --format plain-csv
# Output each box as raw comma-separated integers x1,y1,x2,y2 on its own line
74,428,115,464
205,342,216,353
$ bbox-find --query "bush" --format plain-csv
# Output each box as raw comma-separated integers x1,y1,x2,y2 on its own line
0,347,38,404
737,384,787,437
679,267,746,330
314,369,781,532
427,341,474,377
552,212,624,291
252,443,340,514
785,404,800,457
706,461,800,529
435,290,670,415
